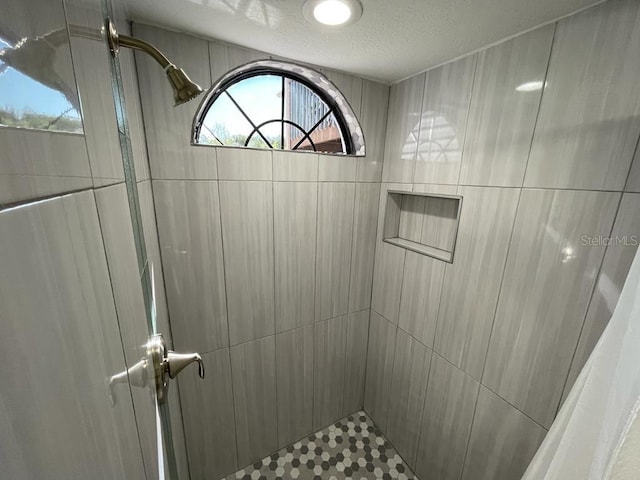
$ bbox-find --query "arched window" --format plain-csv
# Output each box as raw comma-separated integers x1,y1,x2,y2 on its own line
192,60,365,156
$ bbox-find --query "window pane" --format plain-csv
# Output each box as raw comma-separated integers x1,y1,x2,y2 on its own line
284,122,305,150
226,75,282,144
199,92,253,146
284,79,334,133
246,121,282,149
292,111,344,154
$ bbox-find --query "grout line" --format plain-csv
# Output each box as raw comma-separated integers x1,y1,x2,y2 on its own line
270,165,280,448
429,198,454,357
311,177,321,430
340,313,351,415
455,53,479,186
481,383,550,431
310,319,316,439
313,182,323,323
460,380,551,479
458,381,482,480
355,81,365,181
370,306,402,328
410,345,435,469
361,185,384,412
367,308,400,430
345,182,358,314
360,308,374,412
214,179,241,472
381,316,399,432
394,320,431,351
409,74,428,186
60,0,95,186
520,22,556,188
396,249,409,327
0,172,112,180
148,177,634,194
478,187,523,381
339,315,349,420
554,189,624,415
219,309,372,353
430,349,472,378
376,307,480,384
623,129,640,192
395,249,409,325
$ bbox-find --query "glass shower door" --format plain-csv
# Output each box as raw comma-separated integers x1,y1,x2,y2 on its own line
103,4,201,478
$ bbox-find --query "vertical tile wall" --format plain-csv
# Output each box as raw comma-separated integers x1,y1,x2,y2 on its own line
134,24,389,478
367,1,640,479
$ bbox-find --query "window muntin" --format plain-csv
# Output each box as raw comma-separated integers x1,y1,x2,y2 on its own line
193,60,365,156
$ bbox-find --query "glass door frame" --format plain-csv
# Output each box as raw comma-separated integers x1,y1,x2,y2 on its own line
101,1,181,477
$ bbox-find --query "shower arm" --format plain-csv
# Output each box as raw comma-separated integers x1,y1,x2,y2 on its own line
106,18,171,70
117,35,172,68
105,18,203,105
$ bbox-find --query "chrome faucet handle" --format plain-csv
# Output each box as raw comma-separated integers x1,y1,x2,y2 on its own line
108,370,128,407
108,335,205,407
165,351,205,379
148,334,205,404
108,358,149,406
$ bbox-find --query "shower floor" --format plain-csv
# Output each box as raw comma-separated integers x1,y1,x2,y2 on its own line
222,411,418,480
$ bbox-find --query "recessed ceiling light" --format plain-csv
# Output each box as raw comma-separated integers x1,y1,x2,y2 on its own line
516,80,547,92
303,0,363,27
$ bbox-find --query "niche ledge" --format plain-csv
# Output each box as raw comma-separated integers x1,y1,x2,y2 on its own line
382,190,462,263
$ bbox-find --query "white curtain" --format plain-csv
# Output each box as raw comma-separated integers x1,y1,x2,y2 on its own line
522,249,640,480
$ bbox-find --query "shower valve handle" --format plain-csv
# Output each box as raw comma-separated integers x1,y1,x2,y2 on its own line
108,335,205,407
148,333,205,404
165,351,205,379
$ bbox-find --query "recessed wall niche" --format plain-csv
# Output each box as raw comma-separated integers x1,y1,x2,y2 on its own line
383,190,462,263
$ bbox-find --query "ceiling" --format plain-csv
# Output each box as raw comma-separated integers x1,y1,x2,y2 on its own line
124,0,602,83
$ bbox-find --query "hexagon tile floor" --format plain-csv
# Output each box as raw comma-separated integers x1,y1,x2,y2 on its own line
222,411,419,480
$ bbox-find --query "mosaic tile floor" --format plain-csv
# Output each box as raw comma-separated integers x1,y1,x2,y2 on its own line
223,411,418,480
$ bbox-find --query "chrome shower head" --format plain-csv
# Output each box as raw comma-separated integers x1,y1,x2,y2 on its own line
165,65,204,106
106,18,203,106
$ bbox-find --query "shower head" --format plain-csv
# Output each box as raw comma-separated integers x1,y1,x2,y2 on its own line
106,18,203,106
165,65,204,106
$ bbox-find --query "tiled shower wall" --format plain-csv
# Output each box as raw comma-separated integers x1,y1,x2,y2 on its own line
0,0,183,478
132,24,390,479
366,1,640,479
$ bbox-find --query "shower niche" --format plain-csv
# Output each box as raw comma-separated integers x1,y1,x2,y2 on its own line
383,190,462,263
